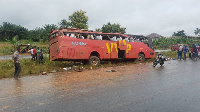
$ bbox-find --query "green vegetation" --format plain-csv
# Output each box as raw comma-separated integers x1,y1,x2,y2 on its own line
194,28,200,35
173,30,186,36
160,51,179,59
0,45,13,55
0,57,75,79
60,10,88,29
153,36,200,49
96,22,126,34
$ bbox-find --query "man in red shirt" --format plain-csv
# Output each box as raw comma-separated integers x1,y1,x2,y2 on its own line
33,46,37,60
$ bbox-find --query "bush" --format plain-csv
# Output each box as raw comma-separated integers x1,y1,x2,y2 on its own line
0,46,13,55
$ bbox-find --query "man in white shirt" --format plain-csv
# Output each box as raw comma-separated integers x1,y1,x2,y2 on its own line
30,48,34,60
178,45,183,60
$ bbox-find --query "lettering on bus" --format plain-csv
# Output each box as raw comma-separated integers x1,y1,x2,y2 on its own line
72,41,87,46
106,41,131,54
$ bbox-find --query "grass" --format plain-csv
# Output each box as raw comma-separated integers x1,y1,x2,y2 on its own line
0,57,76,79
159,51,178,59
160,50,190,59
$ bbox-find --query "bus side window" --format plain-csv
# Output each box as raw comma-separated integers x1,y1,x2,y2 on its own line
124,38,129,42
80,35,84,39
129,37,134,42
111,36,117,41
59,32,63,36
95,35,102,40
91,35,94,39
117,37,122,41
55,33,58,36
71,34,75,38
76,34,80,38
87,35,91,39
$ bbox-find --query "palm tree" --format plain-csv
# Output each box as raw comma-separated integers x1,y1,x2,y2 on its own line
194,28,200,35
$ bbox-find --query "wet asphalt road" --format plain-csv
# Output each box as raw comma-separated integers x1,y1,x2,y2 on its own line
0,55,31,60
1,59,200,112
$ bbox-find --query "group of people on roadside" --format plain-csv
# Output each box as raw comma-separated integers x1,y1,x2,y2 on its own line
12,46,44,79
30,46,44,64
178,44,199,60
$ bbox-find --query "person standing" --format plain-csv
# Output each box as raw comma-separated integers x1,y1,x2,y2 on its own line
192,44,198,59
33,47,37,60
13,48,21,78
30,47,34,60
38,49,43,64
178,45,183,60
183,45,188,60
36,47,41,64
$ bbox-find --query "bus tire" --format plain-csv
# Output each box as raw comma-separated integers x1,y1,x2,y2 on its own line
89,56,100,66
137,53,145,62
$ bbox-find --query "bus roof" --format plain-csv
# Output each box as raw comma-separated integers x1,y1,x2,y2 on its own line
51,28,130,38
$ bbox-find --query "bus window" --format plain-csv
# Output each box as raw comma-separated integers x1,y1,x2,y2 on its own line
129,37,134,42
91,35,94,39
87,35,91,39
124,38,129,42
117,37,122,41
110,36,117,41
70,34,75,38
76,34,80,39
95,35,102,40
63,32,70,36
102,35,110,41
50,31,59,39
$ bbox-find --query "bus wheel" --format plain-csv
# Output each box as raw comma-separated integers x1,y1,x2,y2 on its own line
137,53,145,62
89,56,100,66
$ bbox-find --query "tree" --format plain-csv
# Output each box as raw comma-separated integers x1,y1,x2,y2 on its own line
0,22,28,41
194,28,200,35
95,28,101,32
96,22,126,34
60,10,88,29
41,24,58,42
59,19,70,28
172,30,186,37
28,27,43,42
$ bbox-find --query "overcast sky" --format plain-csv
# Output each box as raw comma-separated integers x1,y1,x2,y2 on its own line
1,0,200,37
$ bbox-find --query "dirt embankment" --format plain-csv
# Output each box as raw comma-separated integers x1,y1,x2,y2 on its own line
51,62,152,86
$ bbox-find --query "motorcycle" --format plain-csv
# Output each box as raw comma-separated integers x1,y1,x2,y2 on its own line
153,53,166,67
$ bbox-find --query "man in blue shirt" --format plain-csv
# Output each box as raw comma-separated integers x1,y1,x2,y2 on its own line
183,45,188,60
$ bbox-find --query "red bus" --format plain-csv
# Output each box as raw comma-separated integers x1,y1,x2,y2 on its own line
50,28,155,65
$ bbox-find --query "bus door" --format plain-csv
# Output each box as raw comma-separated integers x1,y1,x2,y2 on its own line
118,40,127,59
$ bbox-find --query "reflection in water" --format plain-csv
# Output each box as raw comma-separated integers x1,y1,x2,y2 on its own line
14,78,22,95
156,66,164,71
